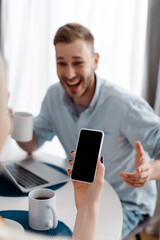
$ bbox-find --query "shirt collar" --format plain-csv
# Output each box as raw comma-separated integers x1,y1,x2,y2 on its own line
89,74,101,109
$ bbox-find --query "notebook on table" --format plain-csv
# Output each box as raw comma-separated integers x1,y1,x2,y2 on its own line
0,155,69,193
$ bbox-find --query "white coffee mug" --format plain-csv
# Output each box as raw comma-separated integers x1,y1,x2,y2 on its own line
29,188,58,231
11,111,33,142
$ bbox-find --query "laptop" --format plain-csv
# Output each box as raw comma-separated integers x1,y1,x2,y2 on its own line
0,155,69,193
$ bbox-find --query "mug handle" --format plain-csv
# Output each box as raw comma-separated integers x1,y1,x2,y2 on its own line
46,203,58,229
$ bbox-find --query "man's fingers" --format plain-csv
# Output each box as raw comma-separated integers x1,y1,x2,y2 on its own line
123,177,147,187
135,141,145,158
120,142,150,188
123,179,146,188
119,171,149,182
119,171,137,178
134,141,147,171
123,175,148,184
136,163,149,173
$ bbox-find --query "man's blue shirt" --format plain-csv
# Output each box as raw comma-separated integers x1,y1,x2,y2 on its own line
34,74,160,216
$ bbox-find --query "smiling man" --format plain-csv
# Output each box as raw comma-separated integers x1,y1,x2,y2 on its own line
17,23,160,239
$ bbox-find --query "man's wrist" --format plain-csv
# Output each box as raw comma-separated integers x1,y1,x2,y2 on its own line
150,160,160,180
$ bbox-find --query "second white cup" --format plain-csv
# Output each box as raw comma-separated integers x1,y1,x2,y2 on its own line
11,111,33,142
29,188,58,231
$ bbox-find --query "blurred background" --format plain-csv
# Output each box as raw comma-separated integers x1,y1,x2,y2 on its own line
0,0,150,157
0,0,160,158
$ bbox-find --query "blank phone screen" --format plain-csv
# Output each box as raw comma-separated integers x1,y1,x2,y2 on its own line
71,129,103,183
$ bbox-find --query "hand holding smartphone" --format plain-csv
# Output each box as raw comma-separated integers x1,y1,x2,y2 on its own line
71,128,104,183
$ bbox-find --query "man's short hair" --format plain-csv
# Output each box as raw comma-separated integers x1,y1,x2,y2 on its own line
53,23,94,53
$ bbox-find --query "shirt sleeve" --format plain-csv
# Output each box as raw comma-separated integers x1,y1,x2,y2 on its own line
33,88,55,148
120,96,160,160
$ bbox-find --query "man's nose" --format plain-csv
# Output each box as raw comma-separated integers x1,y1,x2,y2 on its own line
65,66,76,79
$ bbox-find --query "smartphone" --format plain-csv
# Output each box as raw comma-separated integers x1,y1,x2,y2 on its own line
71,128,104,183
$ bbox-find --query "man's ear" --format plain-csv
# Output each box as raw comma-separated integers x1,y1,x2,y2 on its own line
93,53,99,71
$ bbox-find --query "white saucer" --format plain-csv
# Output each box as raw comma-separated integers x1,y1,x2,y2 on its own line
4,218,24,232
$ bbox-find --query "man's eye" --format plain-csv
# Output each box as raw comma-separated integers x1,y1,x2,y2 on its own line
57,62,66,66
73,62,84,66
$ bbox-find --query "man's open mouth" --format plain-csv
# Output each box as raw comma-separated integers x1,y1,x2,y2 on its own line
67,79,81,88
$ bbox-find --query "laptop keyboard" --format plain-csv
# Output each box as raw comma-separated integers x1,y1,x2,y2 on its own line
6,163,48,188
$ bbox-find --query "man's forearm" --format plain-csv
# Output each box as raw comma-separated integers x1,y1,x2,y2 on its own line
17,134,38,154
150,159,160,180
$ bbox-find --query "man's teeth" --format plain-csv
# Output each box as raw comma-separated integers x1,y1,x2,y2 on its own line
67,81,81,86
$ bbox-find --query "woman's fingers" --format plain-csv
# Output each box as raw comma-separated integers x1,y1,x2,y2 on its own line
71,151,76,158
69,160,74,166
67,152,76,178
67,168,72,177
